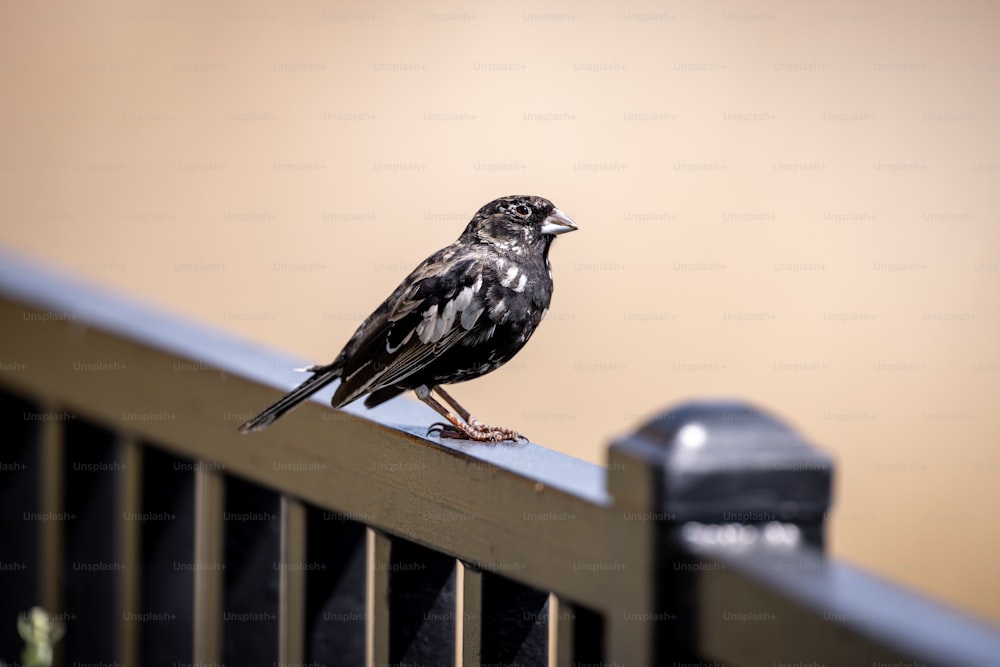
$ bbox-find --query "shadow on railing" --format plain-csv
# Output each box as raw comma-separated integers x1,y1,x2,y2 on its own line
1,249,998,667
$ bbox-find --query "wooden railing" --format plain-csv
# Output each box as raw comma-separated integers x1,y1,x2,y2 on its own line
1,248,999,667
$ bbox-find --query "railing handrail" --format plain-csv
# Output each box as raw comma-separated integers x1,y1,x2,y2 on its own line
0,249,625,598
0,248,658,664
3,246,1000,667
687,537,1000,667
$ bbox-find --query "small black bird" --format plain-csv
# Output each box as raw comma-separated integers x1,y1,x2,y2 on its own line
239,195,578,442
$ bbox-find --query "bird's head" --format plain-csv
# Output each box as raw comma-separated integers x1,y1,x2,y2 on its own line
463,195,578,255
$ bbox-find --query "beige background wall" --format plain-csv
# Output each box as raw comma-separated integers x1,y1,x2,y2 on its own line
2,0,998,624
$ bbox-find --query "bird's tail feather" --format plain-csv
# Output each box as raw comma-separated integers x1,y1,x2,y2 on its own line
238,366,340,433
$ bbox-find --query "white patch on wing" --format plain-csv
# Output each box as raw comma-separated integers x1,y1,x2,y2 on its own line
436,298,456,340
500,266,519,288
461,301,484,329
513,273,527,292
453,285,474,311
386,328,414,354
414,273,486,343
416,304,439,344
491,298,508,322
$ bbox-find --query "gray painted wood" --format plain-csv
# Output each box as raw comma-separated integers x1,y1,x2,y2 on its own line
38,408,65,621
461,564,483,667
692,543,1000,667
193,467,224,664
278,496,306,665
116,436,141,667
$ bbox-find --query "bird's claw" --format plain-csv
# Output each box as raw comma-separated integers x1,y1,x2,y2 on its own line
427,421,526,443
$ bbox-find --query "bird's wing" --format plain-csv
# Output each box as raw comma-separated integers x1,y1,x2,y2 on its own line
330,253,491,407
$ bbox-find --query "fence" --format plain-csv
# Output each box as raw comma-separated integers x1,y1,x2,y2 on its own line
1,249,999,667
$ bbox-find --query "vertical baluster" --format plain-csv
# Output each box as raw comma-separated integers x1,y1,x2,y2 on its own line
461,564,483,667
193,465,224,663
369,529,392,666
116,435,142,667
38,403,65,620
553,595,574,667
278,495,306,666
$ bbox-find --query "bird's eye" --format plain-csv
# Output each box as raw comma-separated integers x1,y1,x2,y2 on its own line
513,204,531,218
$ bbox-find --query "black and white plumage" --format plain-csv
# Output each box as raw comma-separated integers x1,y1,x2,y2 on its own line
238,195,578,442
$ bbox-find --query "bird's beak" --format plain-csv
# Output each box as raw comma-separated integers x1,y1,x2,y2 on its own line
540,208,579,235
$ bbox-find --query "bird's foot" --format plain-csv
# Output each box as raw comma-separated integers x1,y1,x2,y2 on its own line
427,418,526,443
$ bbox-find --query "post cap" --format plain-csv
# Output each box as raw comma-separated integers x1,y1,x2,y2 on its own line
609,400,833,523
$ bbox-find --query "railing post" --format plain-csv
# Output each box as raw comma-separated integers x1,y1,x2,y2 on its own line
608,399,834,662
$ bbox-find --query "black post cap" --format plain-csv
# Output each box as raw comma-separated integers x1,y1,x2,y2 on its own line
610,400,834,526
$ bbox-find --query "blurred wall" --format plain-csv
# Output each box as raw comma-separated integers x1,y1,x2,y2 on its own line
2,0,998,624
